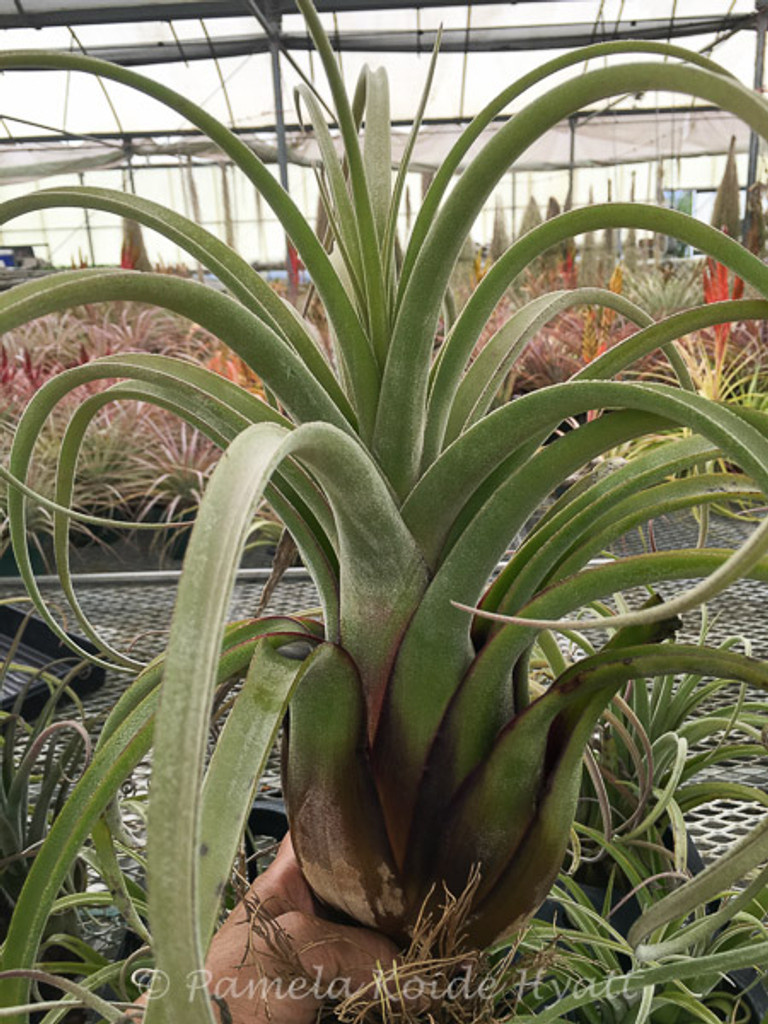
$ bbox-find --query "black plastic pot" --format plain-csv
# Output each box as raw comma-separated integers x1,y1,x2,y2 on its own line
0,605,106,718
245,796,289,883
0,540,47,577
538,835,768,1022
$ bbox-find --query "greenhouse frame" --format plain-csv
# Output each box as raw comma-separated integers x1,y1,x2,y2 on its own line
0,1,764,271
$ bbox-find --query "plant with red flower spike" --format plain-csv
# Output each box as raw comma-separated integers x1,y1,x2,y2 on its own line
702,256,745,398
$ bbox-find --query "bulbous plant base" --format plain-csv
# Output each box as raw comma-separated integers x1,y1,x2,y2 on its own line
246,803,552,1022
258,866,531,1024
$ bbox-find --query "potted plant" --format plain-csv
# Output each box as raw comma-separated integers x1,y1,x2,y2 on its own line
5,7,768,1019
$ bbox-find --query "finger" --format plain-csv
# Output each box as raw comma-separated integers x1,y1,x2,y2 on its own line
245,833,316,918
283,914,432,1016
281,910,399,987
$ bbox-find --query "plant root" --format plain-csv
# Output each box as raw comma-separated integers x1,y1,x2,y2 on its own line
330,869,548,1024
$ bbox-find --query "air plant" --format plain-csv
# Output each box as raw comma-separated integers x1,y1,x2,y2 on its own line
0,616,92,940
6,8,768,1021
622,260,705,321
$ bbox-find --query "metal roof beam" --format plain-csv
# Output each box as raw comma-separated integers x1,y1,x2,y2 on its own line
9,15,754,65
0,0,555,31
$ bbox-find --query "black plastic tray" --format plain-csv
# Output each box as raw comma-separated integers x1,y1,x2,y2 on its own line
0,605,106,718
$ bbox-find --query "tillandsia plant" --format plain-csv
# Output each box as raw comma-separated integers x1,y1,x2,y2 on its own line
9,5,768,1020
0,617,91,941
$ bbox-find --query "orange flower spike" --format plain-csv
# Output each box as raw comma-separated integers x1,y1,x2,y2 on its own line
582,306,598,363
599,263,624,336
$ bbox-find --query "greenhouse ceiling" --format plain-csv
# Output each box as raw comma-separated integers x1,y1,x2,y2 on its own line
0,0,763,266
0,1,760,137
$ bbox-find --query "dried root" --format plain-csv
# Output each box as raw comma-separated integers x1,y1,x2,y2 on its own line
239,868,562,1024
330,870,541,1024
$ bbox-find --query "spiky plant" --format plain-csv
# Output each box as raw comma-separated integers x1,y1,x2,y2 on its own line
711,134,742,240
6,8,768,1020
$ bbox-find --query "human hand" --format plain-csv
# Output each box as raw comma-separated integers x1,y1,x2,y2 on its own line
129,833,400,1024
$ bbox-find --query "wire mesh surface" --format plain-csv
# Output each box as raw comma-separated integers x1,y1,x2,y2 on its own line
2,509,768,868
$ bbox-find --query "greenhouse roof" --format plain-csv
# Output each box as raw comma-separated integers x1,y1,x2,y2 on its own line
0,2,760,141
0,0,764,267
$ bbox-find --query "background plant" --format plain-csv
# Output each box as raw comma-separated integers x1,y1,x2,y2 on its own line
0,304,278,563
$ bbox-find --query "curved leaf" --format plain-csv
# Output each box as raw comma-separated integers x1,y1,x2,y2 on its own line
406,380,766,566
7,353,292,669
473,549,768,706
0,618,285,1022
49,381,338,664
524,943,768,1023
0,187,353,424
388,69,768,492
462,645,768,949
146,419,426,1023
379,387,768,864
438,288,655,454
553,474,761,580
0,706,155,1020
0,48,380,438
578,298,768,383
474,511,768,634
629,817,768,955
399,39,735,302
487,439,737,619
424,219,768,471
198,636,307,947
0,270,349,429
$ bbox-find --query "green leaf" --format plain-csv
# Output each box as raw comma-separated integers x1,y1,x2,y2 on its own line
294,0,390,368
520,943,768,1023
480,508,768,633
0,187,353,424
0,48,381,438
145,427,308,1024
146,420,426,1023
406,380,763,570
473,549,768,712
295,83,365,300
380,64,768,494
0,707,154,1020
399,39,735,303
436,288,655,455
381,30,441,290
0,619,277,1021
485,434,721,620
6,352,299,670
629,815,768,954
456,645,768,949
0,270,349,429
285,643,405,935
91,817,151,946
197,636,307,947
363,67,393,248
552,474,761,581
577,298,768,383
